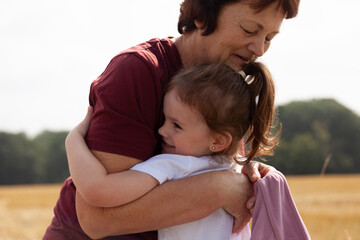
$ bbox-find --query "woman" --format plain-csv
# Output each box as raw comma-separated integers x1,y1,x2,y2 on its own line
43,0,300,239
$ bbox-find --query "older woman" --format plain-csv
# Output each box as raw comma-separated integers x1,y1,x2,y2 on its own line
43,0,300,239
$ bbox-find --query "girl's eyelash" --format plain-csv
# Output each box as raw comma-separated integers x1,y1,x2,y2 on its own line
174,122,182,129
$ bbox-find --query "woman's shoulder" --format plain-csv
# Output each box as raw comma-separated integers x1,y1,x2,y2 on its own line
117,37,178,60
102,37,181,80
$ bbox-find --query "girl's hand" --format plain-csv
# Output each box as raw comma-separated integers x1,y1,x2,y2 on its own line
72,106,93,138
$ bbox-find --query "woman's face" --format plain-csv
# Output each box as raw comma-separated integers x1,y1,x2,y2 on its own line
196,1,285,71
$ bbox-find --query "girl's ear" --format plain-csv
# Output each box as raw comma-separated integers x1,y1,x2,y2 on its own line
209,132,232,153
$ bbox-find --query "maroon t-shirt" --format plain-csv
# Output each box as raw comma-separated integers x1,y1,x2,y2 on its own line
43,37,183,240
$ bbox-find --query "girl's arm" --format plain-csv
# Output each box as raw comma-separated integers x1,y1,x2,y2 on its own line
66,107,159,207
71,107,256,239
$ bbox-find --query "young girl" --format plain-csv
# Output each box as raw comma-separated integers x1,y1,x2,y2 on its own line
66,62,279,240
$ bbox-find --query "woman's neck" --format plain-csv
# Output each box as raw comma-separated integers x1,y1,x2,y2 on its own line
174,32,204,68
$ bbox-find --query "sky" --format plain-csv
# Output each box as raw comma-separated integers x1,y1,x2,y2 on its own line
1,0,360,136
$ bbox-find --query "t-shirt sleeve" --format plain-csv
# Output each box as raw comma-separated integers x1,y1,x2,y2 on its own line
130,154,231,184
130,154,192,184
86,53,161,161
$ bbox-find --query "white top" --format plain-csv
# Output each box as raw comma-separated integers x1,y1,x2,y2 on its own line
131,154,251,240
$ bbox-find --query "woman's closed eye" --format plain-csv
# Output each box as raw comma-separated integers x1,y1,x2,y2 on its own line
265,33,278,43
241,25,256,35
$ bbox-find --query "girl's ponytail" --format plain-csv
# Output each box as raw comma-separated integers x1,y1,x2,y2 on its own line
241,62,280,163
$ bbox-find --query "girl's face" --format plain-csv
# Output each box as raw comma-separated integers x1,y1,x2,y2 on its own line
158,89,214,157
195,1,285,72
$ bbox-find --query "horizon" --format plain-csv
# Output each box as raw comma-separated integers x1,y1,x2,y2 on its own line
1,0,360,136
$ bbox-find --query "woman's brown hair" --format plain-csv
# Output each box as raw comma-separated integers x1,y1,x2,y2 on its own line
167,63,280,164
178,0,300,35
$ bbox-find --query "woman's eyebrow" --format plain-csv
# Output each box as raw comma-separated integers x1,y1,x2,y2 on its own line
247,20,281,34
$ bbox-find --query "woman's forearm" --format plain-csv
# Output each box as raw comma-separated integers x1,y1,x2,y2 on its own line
76,169,251,239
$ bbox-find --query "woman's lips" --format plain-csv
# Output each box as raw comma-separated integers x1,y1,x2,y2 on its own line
229,54,250,71
237,55,249,64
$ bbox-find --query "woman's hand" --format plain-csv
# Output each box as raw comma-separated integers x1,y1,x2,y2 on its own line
241,161,276,182
220,171,253,233
241,161,276,215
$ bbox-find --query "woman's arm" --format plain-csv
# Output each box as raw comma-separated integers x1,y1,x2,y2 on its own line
72,107,259,238
66,107,159,207
76,155,253,239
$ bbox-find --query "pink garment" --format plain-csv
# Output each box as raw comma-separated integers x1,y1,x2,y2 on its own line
250,170,311,240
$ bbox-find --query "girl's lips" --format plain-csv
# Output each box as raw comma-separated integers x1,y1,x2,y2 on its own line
161,142,175,154
162,142,175,149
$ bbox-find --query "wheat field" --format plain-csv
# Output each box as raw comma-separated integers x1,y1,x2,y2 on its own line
0,174,359,240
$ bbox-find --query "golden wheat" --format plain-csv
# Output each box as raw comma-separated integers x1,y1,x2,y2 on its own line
287,174,360,240
0,175,359,240
0,184,61,240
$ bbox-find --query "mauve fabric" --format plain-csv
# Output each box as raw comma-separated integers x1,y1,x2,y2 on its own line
250,170,311,240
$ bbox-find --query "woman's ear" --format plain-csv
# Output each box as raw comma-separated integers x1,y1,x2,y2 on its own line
209,132,232,153
194,20,205,31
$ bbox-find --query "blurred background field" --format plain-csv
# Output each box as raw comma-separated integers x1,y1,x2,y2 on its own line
287,174,360,240
0,184,60,240
0,174,359,240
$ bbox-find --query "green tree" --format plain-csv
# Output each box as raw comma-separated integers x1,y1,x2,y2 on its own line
269,99,360,174
269,133,325,174
0,132,37,184
32,130,69,183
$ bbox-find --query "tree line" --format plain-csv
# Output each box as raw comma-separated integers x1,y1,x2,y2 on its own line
0,130,69,185
267,98,360,174
1,98,359,185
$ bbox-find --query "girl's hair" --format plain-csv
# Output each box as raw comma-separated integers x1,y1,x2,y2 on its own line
167,63,280,164
178,0,300,35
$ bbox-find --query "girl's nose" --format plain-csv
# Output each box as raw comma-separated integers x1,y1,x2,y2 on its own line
158,124,166,137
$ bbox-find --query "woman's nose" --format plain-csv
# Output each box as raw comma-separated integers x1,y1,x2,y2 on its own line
248,38,266,57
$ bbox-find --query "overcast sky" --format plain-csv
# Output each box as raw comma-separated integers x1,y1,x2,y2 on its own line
1,0,360,136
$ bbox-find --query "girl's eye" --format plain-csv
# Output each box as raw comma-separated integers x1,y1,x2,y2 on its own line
174,122,182,129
